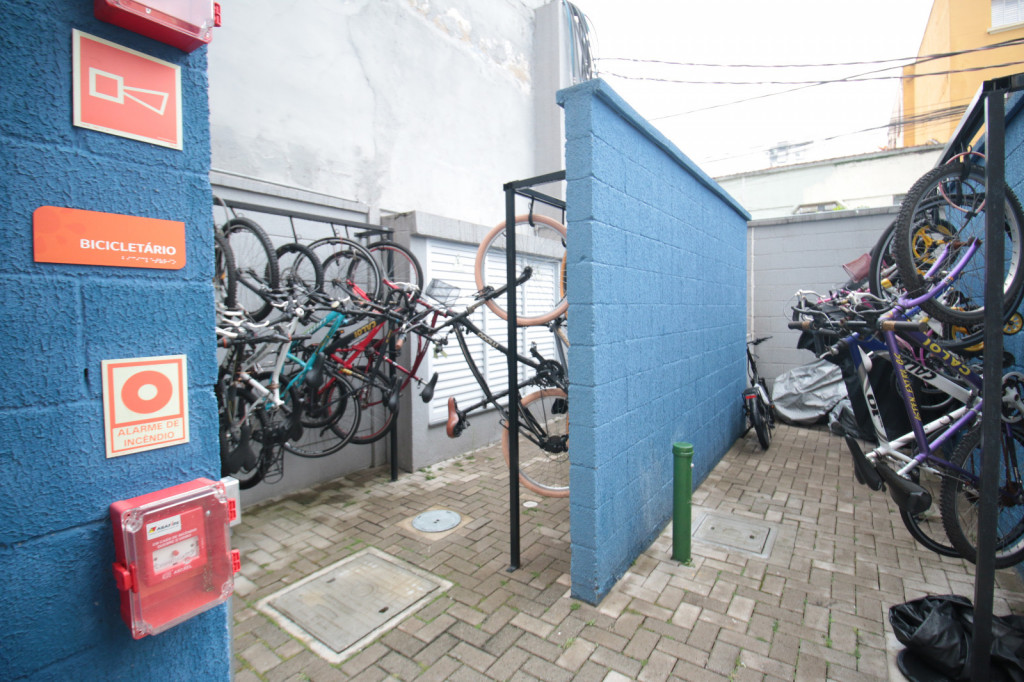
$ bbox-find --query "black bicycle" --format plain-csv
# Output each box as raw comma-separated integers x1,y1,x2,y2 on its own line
743,336,775,450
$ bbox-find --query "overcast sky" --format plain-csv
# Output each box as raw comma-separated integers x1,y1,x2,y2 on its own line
569,0,935,176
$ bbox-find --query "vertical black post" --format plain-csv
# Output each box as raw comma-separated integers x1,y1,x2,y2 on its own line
389,320,399,483
972,86,1006,681
505,183,521,571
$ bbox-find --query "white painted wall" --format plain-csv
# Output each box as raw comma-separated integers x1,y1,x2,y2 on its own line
209,0,557,227
718,146,942,220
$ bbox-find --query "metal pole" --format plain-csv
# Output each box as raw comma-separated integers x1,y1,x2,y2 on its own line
504,182,521,571
672,442,693,563
971,85,1006,681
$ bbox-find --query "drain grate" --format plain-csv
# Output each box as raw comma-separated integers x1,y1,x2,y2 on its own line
692,511,776,557
256,547,452,663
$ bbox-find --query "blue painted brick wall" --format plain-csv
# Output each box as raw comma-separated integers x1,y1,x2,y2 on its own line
558,80,750,604
1,1,225,678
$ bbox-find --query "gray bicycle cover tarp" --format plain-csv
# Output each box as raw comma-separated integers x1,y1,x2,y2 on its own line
771,358,846,425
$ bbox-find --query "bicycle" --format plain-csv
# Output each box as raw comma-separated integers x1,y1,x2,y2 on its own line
743,336,775,450
790,285,1024,567
419,268,569,497
217,294,362,486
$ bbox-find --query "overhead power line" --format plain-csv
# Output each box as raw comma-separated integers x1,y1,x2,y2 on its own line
599,37,1024,119
601,59,1024,87
596,37,1024,72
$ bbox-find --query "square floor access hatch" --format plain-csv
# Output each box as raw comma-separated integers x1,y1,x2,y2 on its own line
692,511,776,558
255,547,452,663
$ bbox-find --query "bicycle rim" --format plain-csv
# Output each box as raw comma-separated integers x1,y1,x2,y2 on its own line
222,217,280,321
475,214,568,326
285,371,360,457
276,242,324,301
350,380,396,445
214,231,238,311
219,386,267,489
940,423,1024,568
366,241,423,294
315,238,382,303
894,162,1024,327
867,220,899,301
896,463,961,558
750,397,771,450
502,387,569,497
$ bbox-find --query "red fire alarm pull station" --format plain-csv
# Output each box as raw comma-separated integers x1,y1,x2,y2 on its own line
111,478,240,639
95,0,221,53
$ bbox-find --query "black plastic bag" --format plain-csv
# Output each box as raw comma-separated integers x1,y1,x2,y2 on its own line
889,595,1024,681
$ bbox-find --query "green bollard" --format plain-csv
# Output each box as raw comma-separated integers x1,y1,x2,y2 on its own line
672,442,693,563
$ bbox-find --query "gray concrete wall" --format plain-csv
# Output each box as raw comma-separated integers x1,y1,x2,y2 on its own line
208,0,555,227
747,207,900,389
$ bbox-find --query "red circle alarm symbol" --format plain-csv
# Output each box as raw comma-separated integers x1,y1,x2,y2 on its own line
121,370,173,414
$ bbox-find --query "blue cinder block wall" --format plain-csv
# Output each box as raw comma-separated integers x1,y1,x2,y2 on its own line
558,80,750,604
0,2,225,679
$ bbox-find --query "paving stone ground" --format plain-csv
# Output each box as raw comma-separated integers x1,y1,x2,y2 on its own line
230,423,1024,681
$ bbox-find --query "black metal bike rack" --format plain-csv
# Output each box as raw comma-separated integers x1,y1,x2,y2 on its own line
501,170,566,570
934,73,1024,679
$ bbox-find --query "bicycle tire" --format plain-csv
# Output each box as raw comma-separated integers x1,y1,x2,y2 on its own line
940,423,1024,568
275,242,324,300
219,386,268,489
502,387,570,498
283,369,360,457
750,395,771,450
893,162,1024,327
222,217,280,321
214,231,237,311
475,214,568,326
366,241,424,294
867,220,899,301
896,463,961,558
310,237,381,297
318,240,382,309
347,365,401,445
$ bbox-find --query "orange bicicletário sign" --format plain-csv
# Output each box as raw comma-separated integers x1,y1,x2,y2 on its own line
33,206,186,269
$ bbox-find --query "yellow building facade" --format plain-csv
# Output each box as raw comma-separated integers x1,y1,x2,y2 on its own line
901,0,1024,147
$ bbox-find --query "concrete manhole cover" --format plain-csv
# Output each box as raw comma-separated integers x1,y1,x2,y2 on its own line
412,509,461,533
256,547,452,663
692,511,776,557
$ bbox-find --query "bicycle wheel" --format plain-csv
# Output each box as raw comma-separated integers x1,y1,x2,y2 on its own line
284,369,360,457
893,161,1024,327
214,231,237,311
275,242,323,300
219,386,268,489
347,366,401,445
366,241,423,294
311,237,381,302
896,462,961,558
222,217,280,321
749,395,771,450
940,423,1024,568
867,220,899,301
475,214,568,326
502,387,569,497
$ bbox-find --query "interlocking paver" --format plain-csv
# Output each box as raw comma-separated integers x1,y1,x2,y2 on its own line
230,424,1024,680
